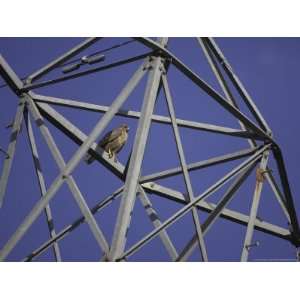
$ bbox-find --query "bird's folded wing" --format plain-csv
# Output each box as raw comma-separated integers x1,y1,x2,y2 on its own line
98,128,122,147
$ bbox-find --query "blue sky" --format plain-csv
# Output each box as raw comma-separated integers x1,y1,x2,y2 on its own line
0,37,299,261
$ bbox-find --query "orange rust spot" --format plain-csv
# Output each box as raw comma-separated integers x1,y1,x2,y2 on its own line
256,168,265,183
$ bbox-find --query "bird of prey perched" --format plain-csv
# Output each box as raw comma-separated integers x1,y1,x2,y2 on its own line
84,124,129,164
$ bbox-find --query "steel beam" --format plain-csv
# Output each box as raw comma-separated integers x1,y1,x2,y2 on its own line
119,145,269,260
204,37,272,134
272,145,300,243
138,187,178,260
0,54,23,95
108,38,168,261
0,61,148,261
22,52,152,92
241,151,269,261
176,161,257,261
26,38,101,84
142,182,290,240
162,74,208,261
140,146,260,183
135,38,272,142
24,109,62,261
197,38,256,148
32,93,262,140
0,98,25,208
265,169,291,223
24,187,124,261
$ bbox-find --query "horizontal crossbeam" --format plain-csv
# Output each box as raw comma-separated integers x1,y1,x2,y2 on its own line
32,93,263,140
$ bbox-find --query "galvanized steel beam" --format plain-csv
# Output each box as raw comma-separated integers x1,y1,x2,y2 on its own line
32,93,262,140
24,109,62,261
241,151,269,261
108,38,168,261
265,169,291,223
140,146,260,183
272,145,300,244
138,187,178,260
0,54,23,95
162,74,208,261
0,98,25,208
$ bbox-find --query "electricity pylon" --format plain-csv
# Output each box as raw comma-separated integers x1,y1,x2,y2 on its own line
0,37,299,262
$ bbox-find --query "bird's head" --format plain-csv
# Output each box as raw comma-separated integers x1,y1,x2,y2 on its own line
121,124,130,132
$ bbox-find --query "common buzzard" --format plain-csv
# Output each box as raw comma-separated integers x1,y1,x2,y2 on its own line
84,124,129,164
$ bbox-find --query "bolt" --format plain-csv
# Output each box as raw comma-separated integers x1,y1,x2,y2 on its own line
245,241,260,251
0,147,9,159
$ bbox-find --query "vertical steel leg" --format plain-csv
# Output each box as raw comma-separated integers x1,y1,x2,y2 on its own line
138,187,178,260
108,38,168,261
24,109,62,261
241,150,269,261
162,74,208,261
0,98,25,208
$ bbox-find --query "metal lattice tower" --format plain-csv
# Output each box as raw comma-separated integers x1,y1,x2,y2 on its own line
0,37,299,261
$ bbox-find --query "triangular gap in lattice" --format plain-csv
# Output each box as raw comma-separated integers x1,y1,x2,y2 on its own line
167,37,227,95
200,37,270,133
